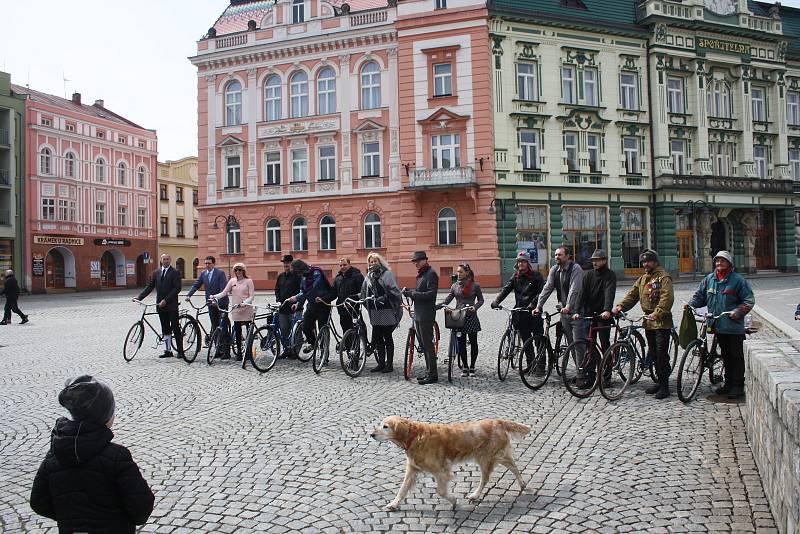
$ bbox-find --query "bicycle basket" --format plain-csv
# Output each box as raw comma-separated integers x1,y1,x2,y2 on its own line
444,309,467,329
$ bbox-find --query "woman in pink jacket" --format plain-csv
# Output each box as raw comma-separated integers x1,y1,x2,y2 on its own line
212,262,255,360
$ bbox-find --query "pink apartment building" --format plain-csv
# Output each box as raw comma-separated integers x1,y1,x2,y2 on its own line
14,87,158,292
192,0,498,288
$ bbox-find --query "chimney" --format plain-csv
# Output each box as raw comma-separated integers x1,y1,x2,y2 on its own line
71,92,81,105
94,99,105,108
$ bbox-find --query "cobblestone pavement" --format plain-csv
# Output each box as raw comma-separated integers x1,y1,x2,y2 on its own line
0,282,784,533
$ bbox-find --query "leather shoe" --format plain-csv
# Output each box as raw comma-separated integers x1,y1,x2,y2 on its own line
176,352,185,361
370,365,385,373
654,385,670,399
159,351,173,358
0,321,7,325
645,383,660,395
20,316,28,324
714,383,731,395
418,375,438,385
381,367,394,373
727,386,745,400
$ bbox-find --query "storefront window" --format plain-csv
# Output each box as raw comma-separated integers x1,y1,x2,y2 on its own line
562,206,607,267
515,206,548,273
622,208,646,269
0,239,12,273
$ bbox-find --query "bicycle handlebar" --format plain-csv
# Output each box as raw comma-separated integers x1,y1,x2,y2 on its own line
494,305,529,313
182,298,208,311
687,305,735,321
439,304,476,312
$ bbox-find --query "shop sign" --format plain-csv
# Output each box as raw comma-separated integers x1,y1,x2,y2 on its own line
90,260,101,279
94,238,131,247
34,235,84,246
32,254,44,277
697,37,750,56
126,261,135,276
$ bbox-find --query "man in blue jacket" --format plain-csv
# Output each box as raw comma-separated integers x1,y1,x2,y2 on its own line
687,250,755,400
288,259,336,354
185,256,228,335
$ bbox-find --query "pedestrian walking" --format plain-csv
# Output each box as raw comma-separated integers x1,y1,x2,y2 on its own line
440,263,484,377
402,251,439,385
334,258,365,336
275,255,301,358
0,269,27,325
613,249,675,399
185,255,228,336
686,250,754,400
212,262,256,361
136,254,184,359
574,249,616,385
29,375,154,534
288,259,336,354
361,252,402,373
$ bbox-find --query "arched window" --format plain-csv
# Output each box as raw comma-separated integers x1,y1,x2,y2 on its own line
266,219,281,252
361,61,381,110
64,152,76,178
364,212,381,249
320,215,336,251
317,67,336,115
95,157,106,182
437,207,457,246
226,218,241,254
225,80,242,125
707,80,732,119
192,257,200,278
290,72,308,118
292,217,308,251
264,75,282,121
117,162,127,186
176,258,186,278
137,166,147,189
40,148,52,175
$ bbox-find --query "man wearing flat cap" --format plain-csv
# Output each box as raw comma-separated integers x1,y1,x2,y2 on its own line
275,254,301,357
575,249,617,385
402,251,439,384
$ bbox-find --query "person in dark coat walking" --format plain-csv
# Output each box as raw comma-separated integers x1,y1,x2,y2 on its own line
402,251,439,385
135,254,184,359
185,256,228,334
275,255,301,357
574,249,617,385
333,258,365,336
30,375,154,534
440,263,484,376
0,269,27,325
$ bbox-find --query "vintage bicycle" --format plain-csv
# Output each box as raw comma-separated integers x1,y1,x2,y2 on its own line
124,299,191,363
401,296,440,381
438,304,475,382
675,308,731,403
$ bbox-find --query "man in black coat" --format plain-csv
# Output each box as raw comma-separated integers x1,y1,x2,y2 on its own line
275,255,301,357
0,269,28,325
136,254,184,359
402,251,439,384
333,258,365,336
575,249,617,385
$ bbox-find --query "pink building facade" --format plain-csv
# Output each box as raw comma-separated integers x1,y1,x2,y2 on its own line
14,87,158,292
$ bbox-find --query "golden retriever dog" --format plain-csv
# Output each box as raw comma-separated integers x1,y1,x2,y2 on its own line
370,416,530,511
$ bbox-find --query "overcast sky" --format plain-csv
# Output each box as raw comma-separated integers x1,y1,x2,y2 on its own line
2,0,800,161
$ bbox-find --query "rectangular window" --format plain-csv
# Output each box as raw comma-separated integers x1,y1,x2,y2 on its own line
435,0,446,8
175,186,183,203
562,66,575,104
562,206,608,267
137,207,147,228
265,82,281,121
227,227,241,254
623,137,640,174
176,218,185,238
159,184,168,200
516,205,548,273
517,63,538,101
752,87,766,122
69,201,76,223
265,152,281,185
431,134,460,170
160,216,169,237
620,73,638,110
790,149,800,181
788,91,800,125
58,199,69,221
193,220,198,239
671,139,686,175
95,202,106,225
318,146,336,181
291,148,308,183
583,68,598,107
117,205,127,227
433,63,453,97
41,117,52,127
226,156,241,188
193,189,198,206
292,0,305,23
362,143,380,177
587,134,600,173
266,223,281,252
41,198,55,221
564,132,578,171
621,208,646,269
520,131,539,170
667,77,684,114
710,141,736,176
754,146,767,178
65,123,75,132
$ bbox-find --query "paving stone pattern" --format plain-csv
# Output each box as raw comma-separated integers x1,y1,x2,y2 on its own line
0,285,779,533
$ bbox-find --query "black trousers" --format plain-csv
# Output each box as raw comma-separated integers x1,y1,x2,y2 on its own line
232,320,248,357
513,312,543,361
645,328,672,385
717,333,746,388
208,305,222,334
158,308,184,354
338,307,355,336
3,298,25,322
417,320,437,378
457,331,479,370
372,324,397,368
303,305,330,347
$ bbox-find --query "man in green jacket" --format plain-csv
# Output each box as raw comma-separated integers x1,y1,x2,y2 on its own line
613,249,675,399
686,250,754,400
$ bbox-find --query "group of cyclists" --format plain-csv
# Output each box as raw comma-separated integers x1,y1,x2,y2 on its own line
134,243,755,399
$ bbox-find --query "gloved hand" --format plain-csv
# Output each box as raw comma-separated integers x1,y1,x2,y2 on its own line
730,311,741,321
490,301,500,309
374,296,387,308
402,288,413,298
435,303,444,310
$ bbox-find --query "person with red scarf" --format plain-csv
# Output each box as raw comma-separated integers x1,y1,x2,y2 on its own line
439,263,484,376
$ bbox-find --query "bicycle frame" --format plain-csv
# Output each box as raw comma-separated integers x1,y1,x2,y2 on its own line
135,302,166,349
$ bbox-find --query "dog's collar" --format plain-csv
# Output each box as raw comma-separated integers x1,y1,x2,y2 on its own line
403,428,419,450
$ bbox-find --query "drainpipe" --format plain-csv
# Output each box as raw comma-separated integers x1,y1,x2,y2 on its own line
15,110,25,292
645,41,658,254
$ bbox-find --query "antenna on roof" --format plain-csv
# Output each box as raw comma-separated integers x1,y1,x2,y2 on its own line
62,72,71,99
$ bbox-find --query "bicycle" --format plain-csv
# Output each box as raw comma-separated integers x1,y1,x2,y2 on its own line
206,301,244,365
494,305,529,381
124,299,189,363
439,304,475,382
313,300,347,374
518,311,560,390
246,303,300,367
338,297,376,378
178,298,210,364
676,308,731,403
598,313,645,401
561,314,614,399
240,303,281,373
401,296,441,381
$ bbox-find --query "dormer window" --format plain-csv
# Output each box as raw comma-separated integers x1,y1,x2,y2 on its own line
292,0,304,23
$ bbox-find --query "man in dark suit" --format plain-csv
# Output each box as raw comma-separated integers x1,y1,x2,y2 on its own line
402,251,439,385
185,255,228,335
0,270,28,325
136,254,184,359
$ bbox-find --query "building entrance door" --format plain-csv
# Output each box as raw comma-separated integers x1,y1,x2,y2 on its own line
676,230,694,273
101,251,116,288
755,211,776,270
45,249,65,289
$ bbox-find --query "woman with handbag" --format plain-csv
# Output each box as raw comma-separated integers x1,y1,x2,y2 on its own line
361,252,402,373
439,263,484,376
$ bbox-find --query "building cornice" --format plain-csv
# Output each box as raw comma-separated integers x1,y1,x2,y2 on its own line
488,12,649,39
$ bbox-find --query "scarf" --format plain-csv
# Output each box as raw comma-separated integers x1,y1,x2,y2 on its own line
416,264,431,279
715,266,732,281
460,279,473,297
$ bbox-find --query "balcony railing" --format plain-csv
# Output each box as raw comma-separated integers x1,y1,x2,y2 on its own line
0,209,10,226
350,9,387,26
215,34,247,49
408,166,476,189
0,128,8,146
657,174,793,194
0,169,9,186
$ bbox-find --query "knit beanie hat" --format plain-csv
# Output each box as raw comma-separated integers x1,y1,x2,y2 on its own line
58,375,116,425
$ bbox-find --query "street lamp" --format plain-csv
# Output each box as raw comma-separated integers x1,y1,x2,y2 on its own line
685,200,710,280
212,214,239,275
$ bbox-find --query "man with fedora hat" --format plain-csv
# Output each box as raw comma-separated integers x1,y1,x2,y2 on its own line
575,249,617,385
275,254,302,357
402,251,439,384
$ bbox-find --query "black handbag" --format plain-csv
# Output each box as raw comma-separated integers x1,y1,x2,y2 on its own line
445,308,467,329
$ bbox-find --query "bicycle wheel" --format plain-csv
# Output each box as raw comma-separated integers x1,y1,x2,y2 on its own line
599,341,636,401
180,316,201,363
250,325,279,373
625,330,646,384
519,335,552,391
677,339,704,403
312,326,331,374
123,321,145,362
403,328,415,380
550,323,566,377
293,321,312,362
561,341,600,399
668,329,679,374
708,337,724,384
206,327,221,365
447,331,457,382
340,329,367,378
496,331,514,381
